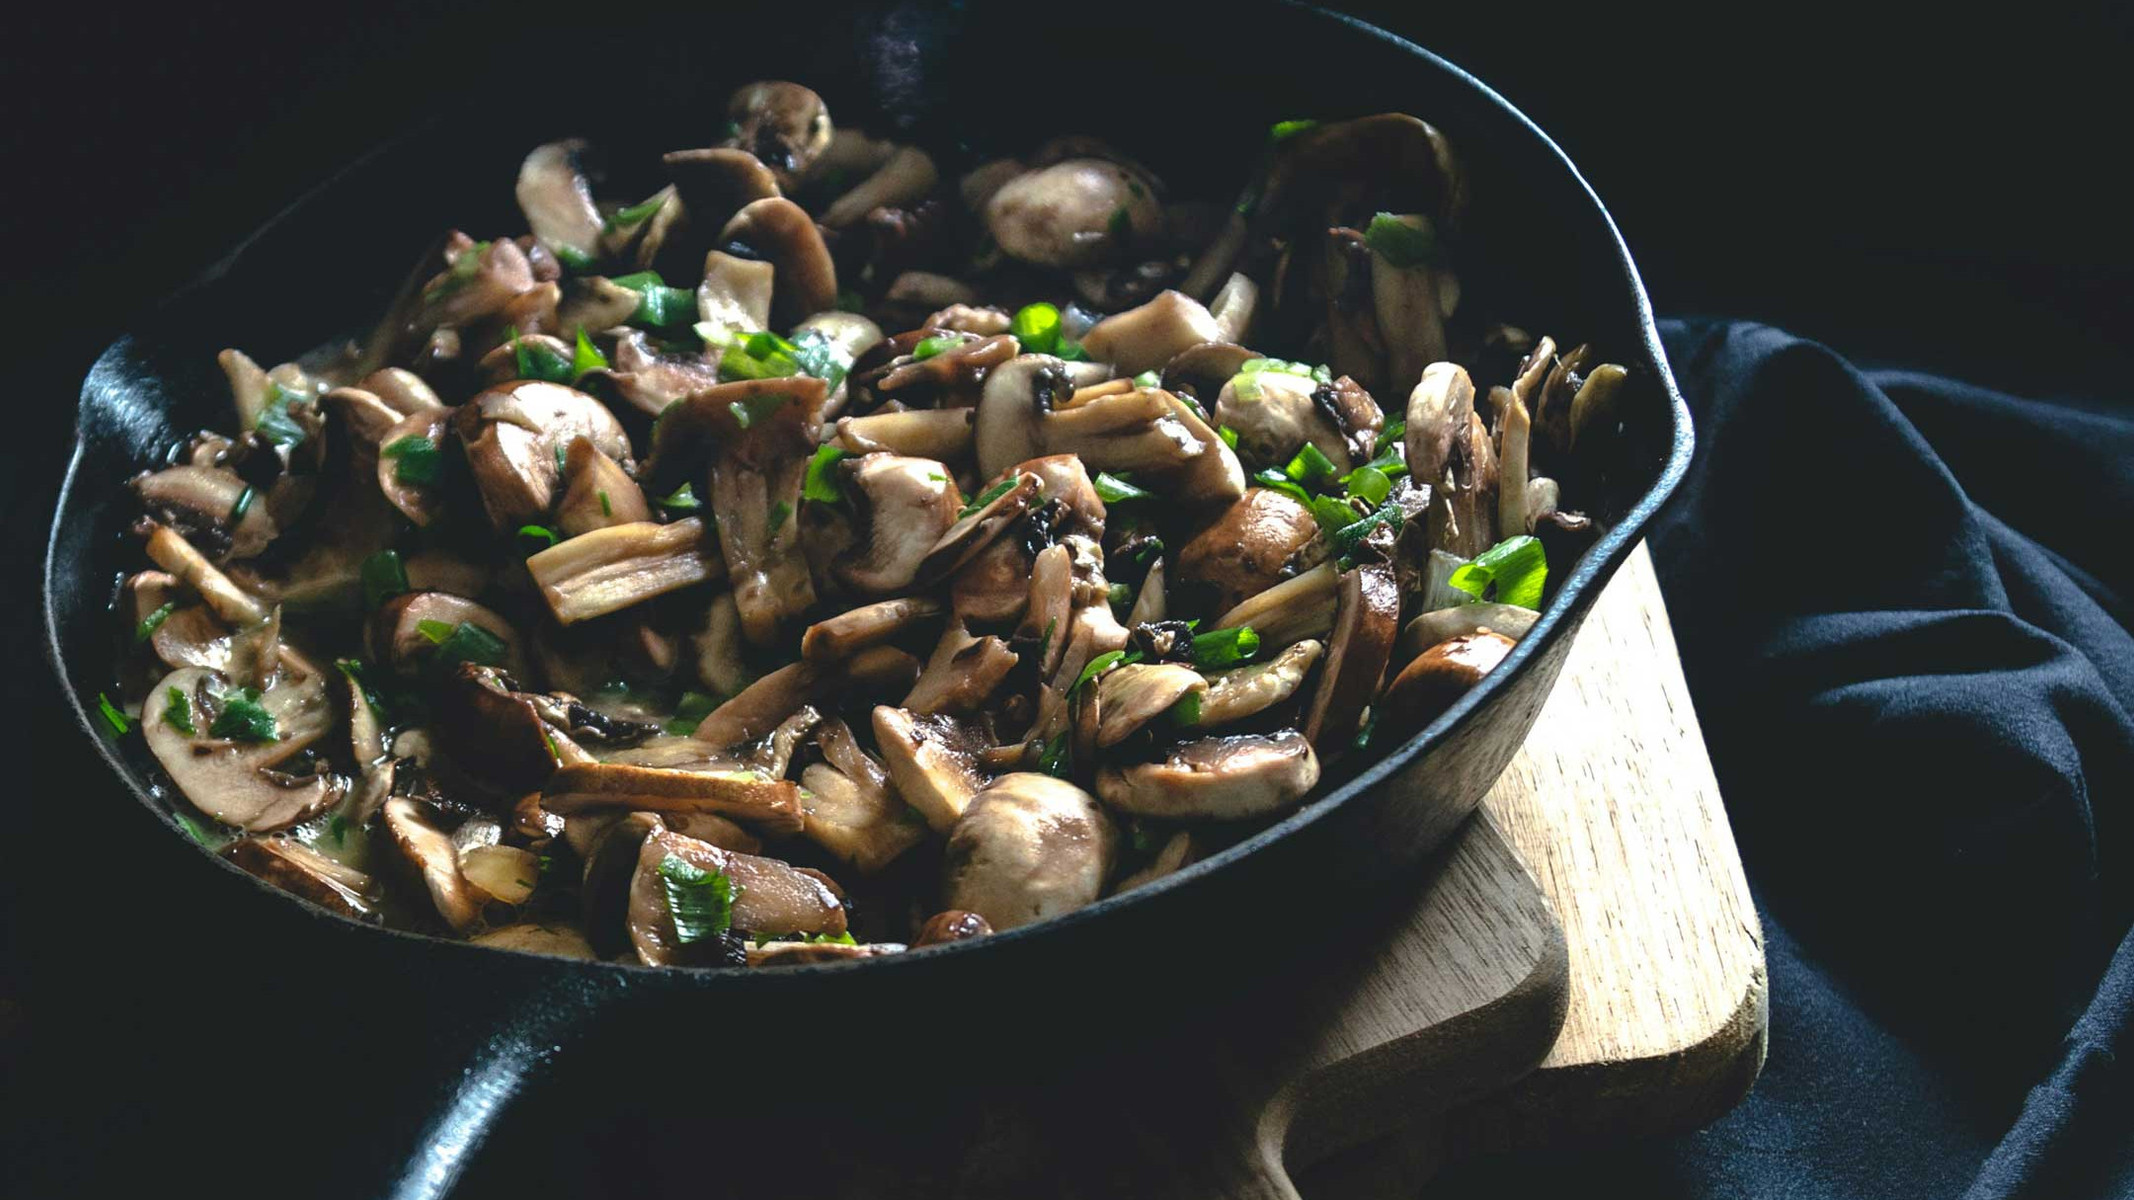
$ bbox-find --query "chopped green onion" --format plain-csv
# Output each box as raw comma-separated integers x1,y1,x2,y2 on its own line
1038,730,1071,778
1375,419,1405,453
803,444,851,504
254,383,310,449
381,435,442,487
658,854,738,944
613,271,698,330
658,482,701,511
957,477,1018,520
1447,536,1548,608
927,473,947,483
1345,465,1392,506
1036,617,1057,667
1108,205,1133,241
789,329,852,395
1284,443,1341,491
1169,691,1203,726
95,692,130,737
1217,425,1240,450
517,524,558,550
550,245,596,272
173,810,217,847
337,658,388,719
1363,212,1441,269
162,687,196,736
1007,301,1058,352
425,240,491,301
1107,581,1133,613
610,270,661,290
431,621,510,671
1270,118,1319,141
1310,494,1362,533
1071,648,1143,697
228,486,256,524
599,490,613,517
1091,472,1151,504
509,327,573,383
1252,468,1312,507
1189,626,1259,669
416,619,455,644
1054,337,1088,362
911,335,962,360
209,688,278,742
1131,370,1161,388
572,327,609,379
361,550,409,610
1352,709,1379,751
766,500,791,535
603,195,667,233
666,691,721,736
555,442,569,475
134,602,177,644
1331,501,1405,565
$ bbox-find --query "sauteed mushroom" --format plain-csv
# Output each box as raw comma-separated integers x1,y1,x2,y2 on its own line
103,92,1627,963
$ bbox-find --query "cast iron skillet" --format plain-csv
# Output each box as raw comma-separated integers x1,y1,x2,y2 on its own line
44,3,1691,1194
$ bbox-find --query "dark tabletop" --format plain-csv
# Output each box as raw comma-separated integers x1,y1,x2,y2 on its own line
5,3,2131,1197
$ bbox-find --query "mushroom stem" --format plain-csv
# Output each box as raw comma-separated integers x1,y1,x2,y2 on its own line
143,523,267,627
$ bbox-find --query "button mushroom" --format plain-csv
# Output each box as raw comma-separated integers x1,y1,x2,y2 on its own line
515,140,605,268
524,518,721,625
1300,564,1402,751
1080,291,1224,377
145,664,344,833
830,454,963,596
1397,603,1538,664
1096,730,1321,821
943,773,1116,931
872,706,989,833
224,836,377,919
1378,630,1517,734
1175,489,1328,616
719,197,837,327
383,797,483,933
984,158,1161,269
456,381,633,533
723,81,833,186
1182,639,1324,729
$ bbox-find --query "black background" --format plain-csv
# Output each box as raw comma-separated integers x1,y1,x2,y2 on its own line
5,2,2130,1196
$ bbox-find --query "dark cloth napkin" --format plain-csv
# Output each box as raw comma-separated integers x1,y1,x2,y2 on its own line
1440,319,2134,1198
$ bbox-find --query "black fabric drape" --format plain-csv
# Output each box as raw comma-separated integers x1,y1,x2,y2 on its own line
1436,320,2134,1198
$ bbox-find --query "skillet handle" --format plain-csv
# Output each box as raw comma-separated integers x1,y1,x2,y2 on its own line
352,970,629,1200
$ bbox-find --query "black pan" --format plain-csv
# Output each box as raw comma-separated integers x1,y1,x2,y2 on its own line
43,4,1691,1195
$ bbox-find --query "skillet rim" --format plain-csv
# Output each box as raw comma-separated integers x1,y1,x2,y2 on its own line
41,1,1695,985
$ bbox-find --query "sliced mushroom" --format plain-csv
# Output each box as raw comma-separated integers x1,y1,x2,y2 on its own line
525,518,720,625
456,381,633,532
720,197,837,326
1379,630,1517,734
1095,730,1320,820
1497,383,1533,539
724,81,833,185
1208,272,1258,345
1092,663,1205,748
973,356,1242,504
369,592,526,679
545,756,803,835
871,706,989,833
832,409,974,460
832,454,963,595
1125,557,1167,626
579,810,665,957
913,909,994,947
223,836,376,919
1182,639,1323,729
133,465,277,560
1175,489,1327,615
902,621,1020,715
1368,214,1450,391
142,522,267,627
1080,291,1224,377
460,843,542,906
664,147,782,238
799,760,927,874
383,797,482,933
984,158,1161,269
145,665,342,833
821,146,940,229
556,437,650,536
627,829,846,966
1405,362,1475,491
471,923,597,959
801,597,945,663
1114,829,1197,894
915,469,1040,585
430,664,570,796
943,773,1116,932
1160,340,1257,404
516,140,604,267
1300,564,1401,750
1397,604,1539,665
375,408,450,527
557,275,647,337
1212,367,1338,470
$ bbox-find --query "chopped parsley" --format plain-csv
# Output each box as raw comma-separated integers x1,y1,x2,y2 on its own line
162,686,196,736
209,687,278,742
134,602,177,644
659,854,738,944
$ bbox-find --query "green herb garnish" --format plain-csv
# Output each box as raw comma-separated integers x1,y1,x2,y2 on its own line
162,687,195,736
599,490,613,517
1170,691,1203,726
1107,205,1133,241
1189,625,1259,669
511,328,573,383
1092,472,1151,504
360,550,409,610
957,477,1018,520
1345,465,1393,506
430,621,510,671
728,392,789,430
381,435,442,487
209,688,278,742
603,194,667,233
134,602,177,644
1038,731,1071,778
254,382,310,449
1217,425,1240,450
910,335,962,361
612,271,698,331
1010,302,1062,354
1447,536,1548,608
658,854,738,944
666,691,721,736
803,444,851,504
1284,443,1341,491
1270,118,1319,141
572,327,609,379
1375,419,1405,453
1107,581,1133,613
766,500,791,535
95,692,131,737
517,524,559,551
1363,212,1441,269
1131,370,1161,388
229,486,256,524
659,482,702,511
1331,501,1405,566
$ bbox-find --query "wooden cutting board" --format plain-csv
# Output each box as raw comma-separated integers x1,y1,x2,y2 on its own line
932,543,1767,1198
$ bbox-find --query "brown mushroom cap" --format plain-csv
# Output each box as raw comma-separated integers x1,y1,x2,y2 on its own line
1176,489,1327,615
1378,630,1517,734
1300,564,1402,751
384,797,483,933
913,909,994,946
627,829,847,967
224,836,376,919
984,158,1162,270
719,196,837,327
1091,662,1205,748
872,706,989,833
144,664,343,833
544,753,804,835
1095,731,1320,821
457,381,633,532
724,81,833,185
832,455,963,596
943,773,1116,932
516,140,604,265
